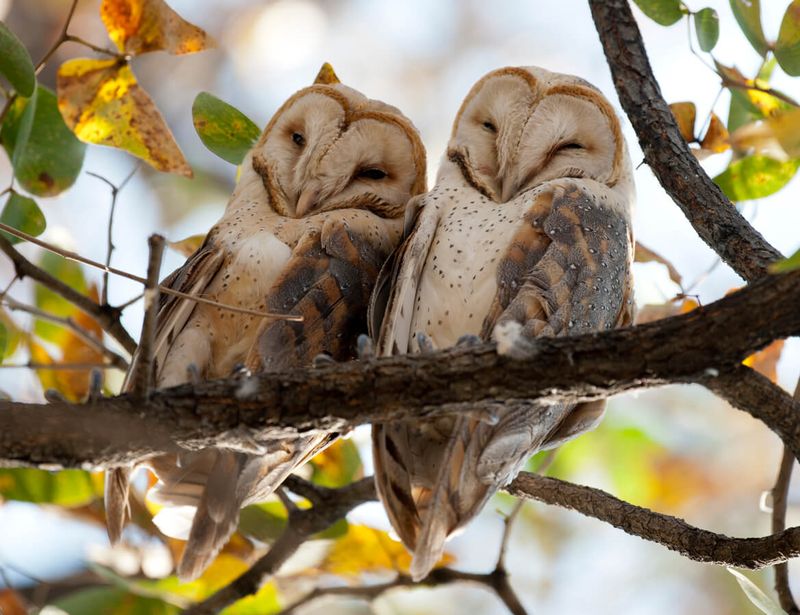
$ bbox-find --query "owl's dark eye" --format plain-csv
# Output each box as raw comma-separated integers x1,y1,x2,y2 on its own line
558,141,584,151
482,121,497,133
359,168,388,180
292,132,305,146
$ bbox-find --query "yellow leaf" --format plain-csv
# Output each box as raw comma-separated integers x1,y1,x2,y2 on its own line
313,62,340,85
168,233,206,257
699,113,730,154
669,102,696,143
743,339,785,383
57,58,192,177
322,525,453,576
100,0,214,56
767,107,800,158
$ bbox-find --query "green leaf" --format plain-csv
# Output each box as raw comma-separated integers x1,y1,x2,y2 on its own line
55,587,180,615
770,247,800,273
310,439,362,488
0,193,45,244
727,569,784,615
694,8,720,51
0,22,35,97
713,156,800,201
33,251,87,344
776,0,800,76
192,92,260,165
221,582,280,615
730,0,769,56
0,86,86,196
238,501,287,542
0,468,98,507
633,0,685,26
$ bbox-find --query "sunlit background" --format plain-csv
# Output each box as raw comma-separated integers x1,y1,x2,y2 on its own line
1,0,799,613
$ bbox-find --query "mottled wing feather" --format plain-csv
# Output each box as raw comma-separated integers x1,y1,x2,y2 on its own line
374,197,440,355
105,236,225,545
481,180,633,464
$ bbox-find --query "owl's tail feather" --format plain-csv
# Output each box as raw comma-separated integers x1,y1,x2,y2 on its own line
104,468,131,545
177,450,244,582
374,417,494,582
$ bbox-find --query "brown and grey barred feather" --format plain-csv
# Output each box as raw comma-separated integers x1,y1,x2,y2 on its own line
372,180,634,580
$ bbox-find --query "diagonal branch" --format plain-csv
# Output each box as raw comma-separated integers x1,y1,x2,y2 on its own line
130,235,164,397
588,0,783,281
0,234,138,354
0,268,799,468
506,473,800,569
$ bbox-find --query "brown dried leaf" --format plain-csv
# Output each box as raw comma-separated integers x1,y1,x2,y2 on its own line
669,102,697,143
168,233,205,257
699,113,730,154
0,589,26,615
635,298,698,325
101,0,214,56
57,58,192,177
634,241,683,287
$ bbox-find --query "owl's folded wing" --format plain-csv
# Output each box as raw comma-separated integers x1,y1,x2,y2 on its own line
105,235,225,545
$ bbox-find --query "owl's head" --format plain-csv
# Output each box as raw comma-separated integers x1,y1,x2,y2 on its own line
249,66,426,219
445,66,632,203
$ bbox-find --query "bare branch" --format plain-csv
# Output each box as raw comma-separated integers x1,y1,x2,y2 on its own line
130,235,165,398
1,269,799,468
506,473,800,569
588,0,783,281
0,222,302,322
1,295,129,370
0,234,138,354
185,478,377,615
772,377,800,613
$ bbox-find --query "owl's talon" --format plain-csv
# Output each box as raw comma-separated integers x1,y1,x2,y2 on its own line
186,363,201,385
416,332,435,353
44,389,68,403
357,334,375,360
230,363,251,379
87,368,104,402
456,334,481,348
312,353,336,367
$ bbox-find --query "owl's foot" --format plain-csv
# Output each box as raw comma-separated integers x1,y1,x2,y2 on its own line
416,332,435,353
356,334,375,360
455,334,481,347
312,353,336,367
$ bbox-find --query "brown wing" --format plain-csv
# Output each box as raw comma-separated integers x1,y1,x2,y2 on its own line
479,180,634,470
105,234,225,545
252,215,395,369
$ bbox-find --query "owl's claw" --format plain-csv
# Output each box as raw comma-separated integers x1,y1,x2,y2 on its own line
87,368,104,402
312,353,336,367
186,363,201,385
230,363,251,379
416,332,435,353
44,389,68,403
356,334,375,360
456,334,481,347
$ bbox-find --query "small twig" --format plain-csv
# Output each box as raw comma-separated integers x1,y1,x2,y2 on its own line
63,34,121,58
34,0,79,74
131,235,164,398
0,362,120,370
496,501,524,571
772,377,800,614
0,296,129,370
115,292,144,311
0,222,301,322
88,166,139,306
0,234,137,354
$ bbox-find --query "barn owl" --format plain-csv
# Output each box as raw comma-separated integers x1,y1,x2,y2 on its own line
370,66,635,580
105,66,427,581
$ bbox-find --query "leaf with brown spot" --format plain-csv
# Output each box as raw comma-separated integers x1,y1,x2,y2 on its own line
743,339,785,383
634,241,682,287
669,102,696,143
100,0,214,56
57,58,192,177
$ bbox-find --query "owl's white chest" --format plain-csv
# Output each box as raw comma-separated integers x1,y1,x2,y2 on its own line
410,185,530,349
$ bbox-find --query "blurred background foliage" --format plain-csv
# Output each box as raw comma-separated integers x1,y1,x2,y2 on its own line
0,0,798,613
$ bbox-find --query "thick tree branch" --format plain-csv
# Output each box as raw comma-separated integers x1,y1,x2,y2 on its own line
0,269,799,468
506,473,800,569
0,235,138,354
588,0,783,281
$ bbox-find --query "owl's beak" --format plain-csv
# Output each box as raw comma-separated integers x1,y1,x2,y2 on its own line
295,187,320,218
